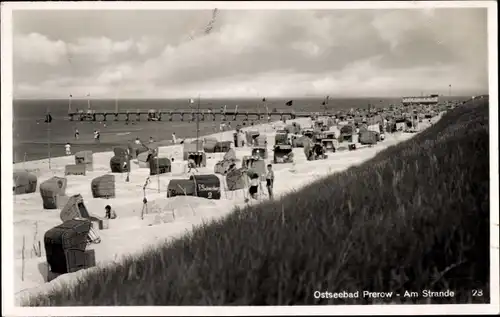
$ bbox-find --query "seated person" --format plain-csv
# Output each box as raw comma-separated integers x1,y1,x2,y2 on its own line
104,205,117,219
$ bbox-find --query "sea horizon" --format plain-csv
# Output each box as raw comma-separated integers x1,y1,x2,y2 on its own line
11,96,470,163
12,94,479,102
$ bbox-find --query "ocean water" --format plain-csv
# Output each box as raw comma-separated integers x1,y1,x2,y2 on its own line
11,97,464,163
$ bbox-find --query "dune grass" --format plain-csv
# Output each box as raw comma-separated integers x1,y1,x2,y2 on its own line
22,98,490,305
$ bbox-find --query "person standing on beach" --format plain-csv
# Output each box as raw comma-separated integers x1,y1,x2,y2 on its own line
172,132,177,144
135,137,141,145
266,164,274,199
187,157,198,173
96,130,101,142
74,128,79,140
249,174,260,200
94,130,98,143
65,142,71,156
149,136,154,143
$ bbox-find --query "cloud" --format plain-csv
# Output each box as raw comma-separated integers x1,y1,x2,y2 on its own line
13,33,67,66
12,8,489,99
68,37,135,63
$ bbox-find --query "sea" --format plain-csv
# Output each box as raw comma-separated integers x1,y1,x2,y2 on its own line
11,96,465,163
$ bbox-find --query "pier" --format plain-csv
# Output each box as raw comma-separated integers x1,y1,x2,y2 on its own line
67,109,324,122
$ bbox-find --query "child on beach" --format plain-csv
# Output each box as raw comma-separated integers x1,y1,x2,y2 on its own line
187,157,198,173
149,136,154,143
266,164,274,200
65,143,71,156
135,137,141,145
74,129,79,140
104,205,117,219
249,174,260,199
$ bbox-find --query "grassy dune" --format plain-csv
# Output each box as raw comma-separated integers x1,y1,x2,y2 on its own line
23,98,490,306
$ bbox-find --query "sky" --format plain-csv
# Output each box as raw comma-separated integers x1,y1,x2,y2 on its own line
11,7,489,99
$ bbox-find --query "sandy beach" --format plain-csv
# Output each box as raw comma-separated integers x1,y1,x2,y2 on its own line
12,114,442,304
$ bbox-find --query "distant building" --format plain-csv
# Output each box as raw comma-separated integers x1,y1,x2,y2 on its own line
402,94,439,105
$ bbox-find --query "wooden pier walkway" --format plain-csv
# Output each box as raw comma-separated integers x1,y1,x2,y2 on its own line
67,109,325,122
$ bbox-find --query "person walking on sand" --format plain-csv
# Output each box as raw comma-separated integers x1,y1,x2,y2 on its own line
74,128,79,140
172,132,177,144
266,164,275,199
94,130,98,143
65,142,71,156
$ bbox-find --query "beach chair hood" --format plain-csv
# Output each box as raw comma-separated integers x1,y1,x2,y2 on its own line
359,130,378,145
226,168,247,191
203,137,218,153
60,194,91,222
13,171,38,195
223,148,237,161
40,176,68,209
190,174,221,200
167,179,196,197
91,175,116,198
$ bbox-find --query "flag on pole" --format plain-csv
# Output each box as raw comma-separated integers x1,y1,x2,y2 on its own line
285,100,293,106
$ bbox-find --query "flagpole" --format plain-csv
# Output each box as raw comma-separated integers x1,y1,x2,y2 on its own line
157,121,160,193
68,94,72,113
196,95,200,153
46,108,52,170
48,123,51,170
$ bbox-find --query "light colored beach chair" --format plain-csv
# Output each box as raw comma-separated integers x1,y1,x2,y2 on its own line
65,164,86,176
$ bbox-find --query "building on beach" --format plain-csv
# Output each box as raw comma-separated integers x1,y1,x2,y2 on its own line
402,94,439,106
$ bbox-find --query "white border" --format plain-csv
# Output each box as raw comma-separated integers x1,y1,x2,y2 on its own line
2,1,498,316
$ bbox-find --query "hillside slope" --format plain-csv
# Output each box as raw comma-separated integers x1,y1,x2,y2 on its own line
23,98,490,305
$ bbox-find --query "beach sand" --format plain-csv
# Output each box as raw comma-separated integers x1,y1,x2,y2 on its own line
12,115,442,303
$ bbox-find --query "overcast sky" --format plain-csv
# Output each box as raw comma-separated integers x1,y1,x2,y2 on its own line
12,7,488,99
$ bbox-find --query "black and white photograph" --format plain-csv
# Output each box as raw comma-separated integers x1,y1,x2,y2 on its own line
1,1,498,315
